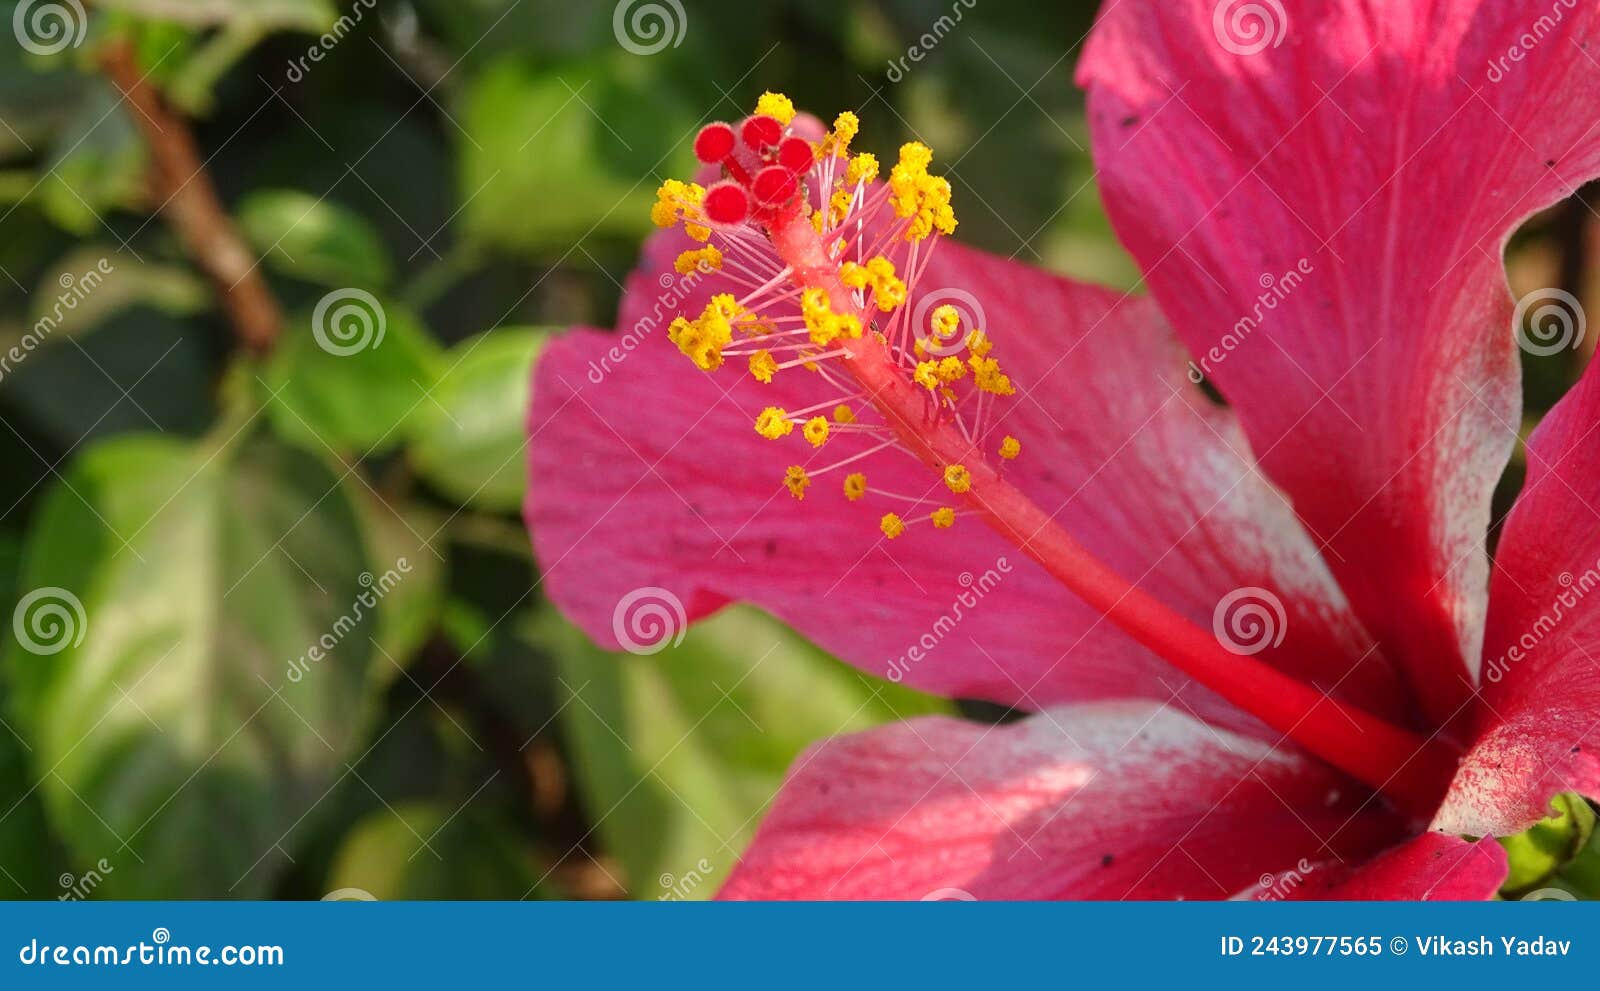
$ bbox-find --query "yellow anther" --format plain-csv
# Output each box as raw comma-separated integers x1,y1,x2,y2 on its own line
755,407,794,439
829,188,854,224
749,350,777,384
846,152,878,186
785,465,811,500
803,416,830,448
832,405,856,424
931,304,961,340
756,91,797,126
887,143,956,242
943,464,972,494
968,330,993,358
931,507,956,529
936,356,966,382
880,513,906,539
652,179,710,241
667,309,731,372
913,361,940,390
801,287,862,346
843,472,867,501
1000,436,1021,460
839,261,871,290
830,111,860,156
706,294,743,321
970,355,1016,396
674,245,723,275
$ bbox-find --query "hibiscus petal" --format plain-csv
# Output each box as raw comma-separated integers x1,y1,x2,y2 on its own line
526,228,1411,728
1078,0,1600,725
1276,833,1507,901
1433,358,1600,836
716,702,1403,900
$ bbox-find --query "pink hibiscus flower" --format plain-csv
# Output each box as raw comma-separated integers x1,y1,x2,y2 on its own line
525,0,1600,900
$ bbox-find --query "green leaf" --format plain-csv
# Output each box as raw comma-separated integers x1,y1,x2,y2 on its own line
542,605,949,899
263,300,442,455
97,0,339,33
239,190,393,289
1499,792,1597,896
36,82,147,236
408,328,547,512
457,56,697,256
324,800,546,900
2,431,381,897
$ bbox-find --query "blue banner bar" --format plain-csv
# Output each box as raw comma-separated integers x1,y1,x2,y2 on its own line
0,902,1591,987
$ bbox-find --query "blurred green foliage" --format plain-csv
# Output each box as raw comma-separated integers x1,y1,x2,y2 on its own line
0,0,1589,902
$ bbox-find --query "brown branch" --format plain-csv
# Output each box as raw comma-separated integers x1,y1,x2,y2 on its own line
98,39,282,354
